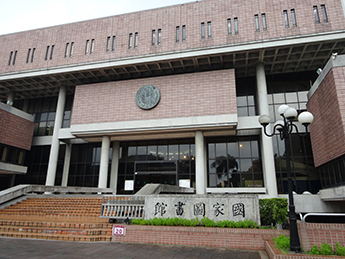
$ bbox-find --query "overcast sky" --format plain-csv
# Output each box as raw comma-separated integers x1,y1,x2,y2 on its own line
0,0,192,35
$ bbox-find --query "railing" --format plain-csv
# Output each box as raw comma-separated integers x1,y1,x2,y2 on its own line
0,185,115,205
300,212,345,223
100,195,145,219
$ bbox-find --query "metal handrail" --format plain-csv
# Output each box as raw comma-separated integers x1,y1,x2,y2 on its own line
300,212,345,223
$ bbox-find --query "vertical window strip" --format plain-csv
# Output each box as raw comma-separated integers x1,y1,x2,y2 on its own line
283,10,289,27
158,29,161,44
262,13,267,30
321,5,328,22
45,46,50,60
65,43,69,57
129,33,133,48
70,42,74,57
182,25,186,41
8,51,13,66
26,49,31,63
314,6,320,23
50,45,54,60
85,40,89,54
254,14,260,31
234,17,239,34
106,36,110,51
12,51,17,65
207,21,211,38
201,22,205,39
134,32,138,48
90,39,95,54
227,18,232,35
176,26,180,42
112,36,116,51
152,30,156,45
291,9,297,26
31,48,35,63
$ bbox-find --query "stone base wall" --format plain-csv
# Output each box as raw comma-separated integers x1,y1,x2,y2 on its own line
298,222,345,252
112,225,288,250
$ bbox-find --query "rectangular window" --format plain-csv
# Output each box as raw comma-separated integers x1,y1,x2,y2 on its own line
207,21,211,38
112,36,116,51
65,43,69,57
90,39,94,54
45,46,50,60
227,18,232,34
291,9,297,26
85,40,89,54
176,26,180,42
234,17,239,34
70,42,74,57
254,14,260,31
134,32,138,48
12,51,17,65
128,33,133,48
8,51,13,66
182,25,186,41
321,5,328,22
158,29,161,44
50,45,54,60
31,48,35,63
262,13,267,30
152,30,156,45
26,49,31,63
106,36,110,51
313,6,320,23
283,10,289,27
201,22,205,39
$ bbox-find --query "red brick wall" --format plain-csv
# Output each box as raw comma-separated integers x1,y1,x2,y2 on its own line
0,109,34,150
1,0,344,74
298,222,345,252
307,67,345,167
112,225,289,250
71,69,236,125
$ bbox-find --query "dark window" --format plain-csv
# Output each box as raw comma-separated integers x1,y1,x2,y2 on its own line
227,18,231,34
207,21,211,38
31,48,35,62
254,14,260,31
70,42,74,57
128,33,133,48
152,30,156,45
321,5,328,22
182,25,186,41
26,49,31,63
262,13,267,30
112,36,116,51
176,26,180,42
283,10,289,27
291,9,297,26
313,6,320,23
134,32,138,48
234,18,239,34
85,40,89,54
8,51,13,66
45,46,50,60
90,39,94,54
50,45,54,60
65,43,69,57
201,22,205,39
106,36,110,51
12,51,17,65
158,29,161,44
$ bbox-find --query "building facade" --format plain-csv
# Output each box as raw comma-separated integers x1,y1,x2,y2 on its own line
1,0,345,203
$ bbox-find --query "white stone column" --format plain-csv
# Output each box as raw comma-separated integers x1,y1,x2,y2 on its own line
45,86,67,186
61,143,72,187
110,141,120,193
195,131,206,194
256,63,278,197
98,136,110,188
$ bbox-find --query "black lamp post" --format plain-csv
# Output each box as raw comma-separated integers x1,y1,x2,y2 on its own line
258,104,314,252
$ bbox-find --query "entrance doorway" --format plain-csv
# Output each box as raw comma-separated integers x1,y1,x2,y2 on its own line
134,161,177,192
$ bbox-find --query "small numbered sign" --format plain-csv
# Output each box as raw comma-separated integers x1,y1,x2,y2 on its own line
112,225,126,236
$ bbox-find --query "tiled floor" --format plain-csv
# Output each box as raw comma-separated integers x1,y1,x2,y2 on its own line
0,237,264,259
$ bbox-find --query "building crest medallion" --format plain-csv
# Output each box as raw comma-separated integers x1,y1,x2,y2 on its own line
135,85,161,110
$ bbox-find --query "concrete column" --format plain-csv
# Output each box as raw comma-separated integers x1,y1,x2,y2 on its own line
98,136,110,188
256,63,278,197
9,175,16,187
195,131,206,194
7,91,15,106
45,85,67,186
110,141,120,193
61,143,72,187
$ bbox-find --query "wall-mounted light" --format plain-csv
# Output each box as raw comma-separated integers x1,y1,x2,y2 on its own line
316,68,323,75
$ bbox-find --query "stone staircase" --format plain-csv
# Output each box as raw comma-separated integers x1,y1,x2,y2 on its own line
0,196,113,241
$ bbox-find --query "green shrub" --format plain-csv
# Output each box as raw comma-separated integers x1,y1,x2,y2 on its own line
309,245,320,255
273,234,290,253
336,243,345,256
259,198,288,226
201,217,216,227
320,243,334,255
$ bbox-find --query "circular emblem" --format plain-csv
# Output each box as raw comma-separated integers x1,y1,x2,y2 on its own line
135,85,161,110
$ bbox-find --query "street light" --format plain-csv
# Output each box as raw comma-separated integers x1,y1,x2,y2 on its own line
258,105,314,252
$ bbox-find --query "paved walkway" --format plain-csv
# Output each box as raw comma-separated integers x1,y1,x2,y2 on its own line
0,237,267,259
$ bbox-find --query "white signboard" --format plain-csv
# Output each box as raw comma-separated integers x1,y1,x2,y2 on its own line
179,179,190,188
112,225,126,236
124,180,134,191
